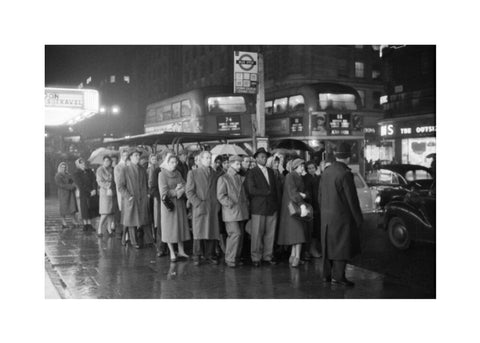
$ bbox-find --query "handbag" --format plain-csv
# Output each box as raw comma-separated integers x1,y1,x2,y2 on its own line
288,201,313,222
162,194,175,212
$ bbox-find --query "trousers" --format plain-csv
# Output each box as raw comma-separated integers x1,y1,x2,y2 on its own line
225,221,245,263
193,239,216,259
250,213,277,262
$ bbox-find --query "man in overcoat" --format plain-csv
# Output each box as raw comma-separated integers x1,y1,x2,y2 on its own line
318,142,363,286
245,148,281,267
217,155,249,268
186,151,221,265
117,149,151,249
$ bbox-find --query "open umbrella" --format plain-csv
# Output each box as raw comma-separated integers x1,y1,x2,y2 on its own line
210,144,248,156
88,147,119,165
272,139,314,153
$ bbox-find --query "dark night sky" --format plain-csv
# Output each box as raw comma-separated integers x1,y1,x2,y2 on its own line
45,45,135,87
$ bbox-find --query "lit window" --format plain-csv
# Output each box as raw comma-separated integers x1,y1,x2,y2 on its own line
319,93,357,111
288,95,305,112
372,70,381,79
86,76,92,84
124,75,130,84
355,62,364,78
265,101,273,115
273,97,288,114
110,75,116,83
357,90,366,107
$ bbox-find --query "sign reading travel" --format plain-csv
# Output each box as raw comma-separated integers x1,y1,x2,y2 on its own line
328,113,351,136
234,51,258,94
45,87,99,126
217,115,241,132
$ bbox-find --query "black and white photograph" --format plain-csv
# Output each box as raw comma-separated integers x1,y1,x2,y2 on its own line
44,44,436,300
4,1,480,343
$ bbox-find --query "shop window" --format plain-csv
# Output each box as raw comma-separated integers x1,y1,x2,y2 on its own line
265,100,273,115
207,96,246,113
273,97,288,114
181,100,191,117
355,62,364,78
288,95,305,112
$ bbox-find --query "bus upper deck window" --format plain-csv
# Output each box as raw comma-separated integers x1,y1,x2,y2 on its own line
288,95,305,112
319,93,357,111
273,97,288,114
265,101,273,115
172,102,181,119
181,100,192,117
162,105,172,120
208,96,246,113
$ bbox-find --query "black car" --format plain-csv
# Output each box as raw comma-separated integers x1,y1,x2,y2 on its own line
367,164,434,208
381,180,436,250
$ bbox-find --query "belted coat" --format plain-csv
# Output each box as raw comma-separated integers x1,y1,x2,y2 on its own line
117,163,150,227
186,166,221,240
217,167,249,222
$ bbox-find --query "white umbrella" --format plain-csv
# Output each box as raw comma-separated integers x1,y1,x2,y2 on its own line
88,147,119,165
210,144,247,156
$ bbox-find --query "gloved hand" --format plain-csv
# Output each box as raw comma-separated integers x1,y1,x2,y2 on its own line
300,204,309,217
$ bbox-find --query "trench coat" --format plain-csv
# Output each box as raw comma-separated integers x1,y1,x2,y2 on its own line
117,163,150,227
72,168,99,220
96,166,118,215
186,166,221,240
54,172,77,216
158,169,191,243
318,161,363,260
277,171,308,245
217,167,249,222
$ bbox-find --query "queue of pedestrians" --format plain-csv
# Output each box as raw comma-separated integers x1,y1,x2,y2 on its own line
54,143,363,286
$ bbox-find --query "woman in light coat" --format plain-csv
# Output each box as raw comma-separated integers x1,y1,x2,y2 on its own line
96,155,118,237
158,153,191,262
54,162,81,228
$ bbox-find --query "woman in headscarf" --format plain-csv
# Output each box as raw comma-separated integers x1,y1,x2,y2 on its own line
96,155,117,237
277,159,310,267
54,162,81,229
72,157,99,231
158,153,191,262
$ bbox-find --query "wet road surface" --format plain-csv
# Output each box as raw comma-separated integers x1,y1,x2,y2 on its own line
45,198,434,299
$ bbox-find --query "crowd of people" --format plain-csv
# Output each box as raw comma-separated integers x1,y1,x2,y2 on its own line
54,143,363,286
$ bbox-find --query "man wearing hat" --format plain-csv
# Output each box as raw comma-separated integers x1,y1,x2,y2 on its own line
216,155,249,268
245,147,281,267
117,148,151,248
318,142,363,286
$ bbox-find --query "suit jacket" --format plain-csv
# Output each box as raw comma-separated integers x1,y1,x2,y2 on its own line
217,167,249,222
318,161,363,260
245,165,280,216
186,166,221,240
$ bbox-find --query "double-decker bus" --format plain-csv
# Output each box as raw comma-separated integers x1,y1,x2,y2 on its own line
265,82,366,173
144,86,255,139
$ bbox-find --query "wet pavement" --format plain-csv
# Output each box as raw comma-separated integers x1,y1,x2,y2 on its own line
45,197,434,299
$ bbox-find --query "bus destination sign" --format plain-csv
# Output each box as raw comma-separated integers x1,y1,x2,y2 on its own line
328,113,351,136
234,51,258,94
217,115,241,132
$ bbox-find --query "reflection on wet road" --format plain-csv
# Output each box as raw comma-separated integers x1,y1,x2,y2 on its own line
45,198,434,299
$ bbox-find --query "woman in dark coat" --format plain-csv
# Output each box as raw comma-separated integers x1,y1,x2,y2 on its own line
277,159,310,267
158,153,191,262
72,158,99,231
54,162,81,229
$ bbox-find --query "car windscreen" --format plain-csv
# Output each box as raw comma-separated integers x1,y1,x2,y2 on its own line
366,169,405,186
405,169,433,182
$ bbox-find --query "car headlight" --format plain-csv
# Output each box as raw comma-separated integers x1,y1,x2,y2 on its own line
375,195,382,206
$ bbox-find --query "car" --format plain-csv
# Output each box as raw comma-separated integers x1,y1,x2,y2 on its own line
380,180,436,250
366,164,434,207
353,171,379,214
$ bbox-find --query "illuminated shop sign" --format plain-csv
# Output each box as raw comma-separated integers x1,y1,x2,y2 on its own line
45,88,99,126
379,120,436,138
328,113,351,136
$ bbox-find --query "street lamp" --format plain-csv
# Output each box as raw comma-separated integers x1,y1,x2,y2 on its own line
112,105,120,114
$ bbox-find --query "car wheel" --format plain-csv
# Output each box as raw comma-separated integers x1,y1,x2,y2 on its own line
387,217,411,250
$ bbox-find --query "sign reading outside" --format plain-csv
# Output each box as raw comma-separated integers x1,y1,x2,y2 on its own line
234,51,258,94
379,119,436,138
328,113,351,136
217,115,241,132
